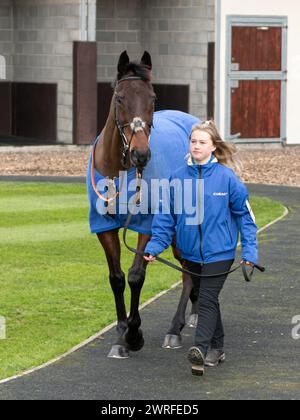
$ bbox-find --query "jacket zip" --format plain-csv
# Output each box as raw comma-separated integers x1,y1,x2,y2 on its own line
225,219,233,243
198,165,205,262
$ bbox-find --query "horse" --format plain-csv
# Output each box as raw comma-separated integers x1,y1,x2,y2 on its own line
87,51,199,359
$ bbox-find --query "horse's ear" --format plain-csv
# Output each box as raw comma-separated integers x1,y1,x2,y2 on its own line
141,51,152,70
118,51,130,78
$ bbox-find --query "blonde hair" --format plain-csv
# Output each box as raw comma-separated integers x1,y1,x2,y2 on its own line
190,120,243,175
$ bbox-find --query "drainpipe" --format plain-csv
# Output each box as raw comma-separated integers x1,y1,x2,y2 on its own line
215,0,221,130
0,55,6,80
80,0,96,42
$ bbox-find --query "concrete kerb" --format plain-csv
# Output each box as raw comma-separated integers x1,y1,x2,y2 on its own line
0,176,86,184
0,282,182,386
0,202,289,386
0,145,91,153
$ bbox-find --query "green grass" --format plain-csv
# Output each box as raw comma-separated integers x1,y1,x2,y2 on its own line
0,182,285,380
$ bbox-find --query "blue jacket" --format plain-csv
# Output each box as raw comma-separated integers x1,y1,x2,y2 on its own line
144,155,258,265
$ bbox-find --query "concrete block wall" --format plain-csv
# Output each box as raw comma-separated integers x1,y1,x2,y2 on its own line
1,0,214,143
12,0,82,143
141,0,215,120
0,0,13,80
96,0,144,82
96,0,215,121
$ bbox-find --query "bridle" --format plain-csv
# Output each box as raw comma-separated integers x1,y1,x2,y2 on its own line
114,76,154,169
91,75,153,204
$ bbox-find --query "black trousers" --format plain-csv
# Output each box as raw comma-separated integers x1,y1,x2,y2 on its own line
185,259,234,357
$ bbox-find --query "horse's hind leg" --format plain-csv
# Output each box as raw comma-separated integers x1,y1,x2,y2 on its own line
162,239,194,349
125,233,150,352
97,230,129,359
187,288,198,328
163,272,194,349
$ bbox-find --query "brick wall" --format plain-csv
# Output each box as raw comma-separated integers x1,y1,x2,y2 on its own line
0,0,13,81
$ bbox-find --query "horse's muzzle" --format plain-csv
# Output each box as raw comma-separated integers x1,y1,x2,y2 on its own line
130,148,151,170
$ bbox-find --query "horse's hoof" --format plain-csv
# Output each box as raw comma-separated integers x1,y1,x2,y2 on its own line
187,314,198,328
125,329,145,352
162,334,182,349
127,337,145,352
107,345,129,359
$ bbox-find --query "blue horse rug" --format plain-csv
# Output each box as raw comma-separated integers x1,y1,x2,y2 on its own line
87,110,199,235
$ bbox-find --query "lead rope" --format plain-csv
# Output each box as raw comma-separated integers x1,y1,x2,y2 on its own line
91,140,127,204
91,143,265,281
122,173,265,281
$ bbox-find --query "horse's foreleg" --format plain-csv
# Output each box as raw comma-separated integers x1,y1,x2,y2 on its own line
125,233,150,352
97,230,129,359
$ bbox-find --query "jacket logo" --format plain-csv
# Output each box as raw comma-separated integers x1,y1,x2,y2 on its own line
213,192,228,196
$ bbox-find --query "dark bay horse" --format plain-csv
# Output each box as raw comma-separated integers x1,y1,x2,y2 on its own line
88,51,198,359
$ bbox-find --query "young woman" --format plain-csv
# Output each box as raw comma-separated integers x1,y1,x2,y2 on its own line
144,121,258,377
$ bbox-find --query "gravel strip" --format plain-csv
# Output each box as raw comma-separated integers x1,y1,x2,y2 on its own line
0,147,299,187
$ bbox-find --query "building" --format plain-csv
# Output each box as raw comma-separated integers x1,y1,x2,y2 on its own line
0,0,299,146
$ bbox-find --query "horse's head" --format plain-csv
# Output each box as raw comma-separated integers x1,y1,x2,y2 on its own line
114,51,156,172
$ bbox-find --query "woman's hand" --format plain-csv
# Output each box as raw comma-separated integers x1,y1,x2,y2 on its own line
144,254,156,263
240,260,254,268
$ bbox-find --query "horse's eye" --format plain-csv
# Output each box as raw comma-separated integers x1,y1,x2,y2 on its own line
116,96,123,105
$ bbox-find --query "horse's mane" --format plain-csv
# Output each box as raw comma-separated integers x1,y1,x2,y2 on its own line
112,62,152,88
